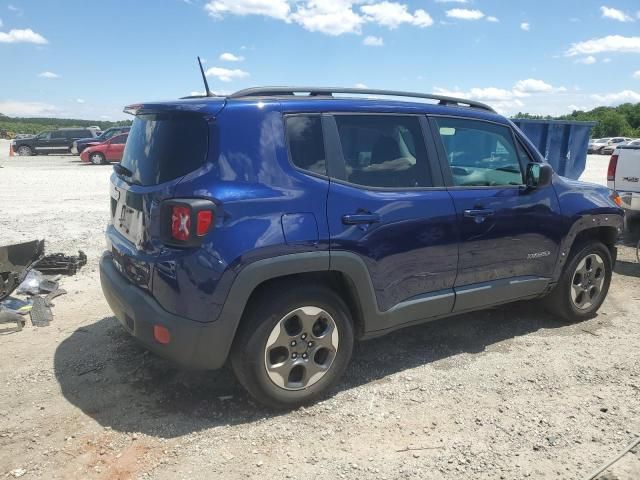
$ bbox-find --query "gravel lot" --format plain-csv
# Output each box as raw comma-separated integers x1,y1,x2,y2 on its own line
1,142,639,480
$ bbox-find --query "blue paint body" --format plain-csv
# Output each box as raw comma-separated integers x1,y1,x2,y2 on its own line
103,95,622,341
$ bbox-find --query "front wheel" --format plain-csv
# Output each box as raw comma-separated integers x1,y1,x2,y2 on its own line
17,145,33,156
543,241,612,321
89,152,106,165
231,284,354,409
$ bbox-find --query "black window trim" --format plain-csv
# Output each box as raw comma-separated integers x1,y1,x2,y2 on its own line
324,112,445,192
427,114,529,190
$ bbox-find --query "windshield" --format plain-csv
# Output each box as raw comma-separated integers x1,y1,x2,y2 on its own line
120,112,209,186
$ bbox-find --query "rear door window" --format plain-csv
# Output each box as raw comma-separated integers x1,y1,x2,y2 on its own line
434,117,524,187
333,115,432,188
120,112,209,186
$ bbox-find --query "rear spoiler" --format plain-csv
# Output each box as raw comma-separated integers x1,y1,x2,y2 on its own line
123,99,227,117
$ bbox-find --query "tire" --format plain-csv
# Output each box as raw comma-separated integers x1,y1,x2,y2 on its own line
231,283,354,409
89,152,106,165
543,241,612,322
17,145,33,156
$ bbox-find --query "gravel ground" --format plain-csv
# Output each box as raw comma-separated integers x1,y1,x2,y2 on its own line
1,143,639,480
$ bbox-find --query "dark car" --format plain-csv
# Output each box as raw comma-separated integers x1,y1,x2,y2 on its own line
12,128,99,156
100,87,623,409
72,126,131,155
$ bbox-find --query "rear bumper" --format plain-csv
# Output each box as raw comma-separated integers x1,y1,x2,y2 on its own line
99,252,234,370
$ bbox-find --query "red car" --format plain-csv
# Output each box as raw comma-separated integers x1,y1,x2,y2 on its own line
80,133,128,165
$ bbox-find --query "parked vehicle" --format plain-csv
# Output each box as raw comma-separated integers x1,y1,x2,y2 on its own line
72,126,131,154
608,140,640,217
11,128,99,156
588,138,610,154
100,87,623,408
601,138,635,156
80,133,128,165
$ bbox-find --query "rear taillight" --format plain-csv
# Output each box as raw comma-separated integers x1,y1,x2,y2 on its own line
163,199,216,247
171,206,191,241
196,210,213,236
607,155,618,182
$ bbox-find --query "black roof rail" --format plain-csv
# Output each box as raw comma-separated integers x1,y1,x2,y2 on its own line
228,86,495,113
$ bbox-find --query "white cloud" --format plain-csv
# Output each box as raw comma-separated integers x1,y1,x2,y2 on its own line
600,6,633,22
291,1,365,36
219,52,244,62
486,16,499,22
513,78,556,93
0,18,2,28
7,4,20,12
361,2,433,29
205,66,249,82
38,71,60,78
0,100,57,116
435,0,467,3
205,0,290,20
76,99,85,104
520,22,530,31
204,1,434,35
0,28,48,44
633,70,640,79
576,55,597,65
566,35,640,56
363,35,384,46
354,83,368,88
432,78,568,114
603,57,611,63
591,90,640,105
446,8,484,20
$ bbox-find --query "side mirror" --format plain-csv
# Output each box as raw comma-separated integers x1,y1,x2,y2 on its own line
525,162,553,188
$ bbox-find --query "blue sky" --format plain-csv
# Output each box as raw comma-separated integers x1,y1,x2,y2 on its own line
0,0,639,120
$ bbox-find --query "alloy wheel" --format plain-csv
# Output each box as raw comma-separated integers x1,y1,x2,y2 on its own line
264,306,339,390
570,253,606,310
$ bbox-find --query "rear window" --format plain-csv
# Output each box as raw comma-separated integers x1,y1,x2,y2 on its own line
120,113,209,186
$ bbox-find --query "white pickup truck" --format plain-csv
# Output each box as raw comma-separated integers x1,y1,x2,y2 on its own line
608,139,640,215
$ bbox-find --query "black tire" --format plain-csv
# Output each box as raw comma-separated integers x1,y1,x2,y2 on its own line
89,152,106,165
231,282,354,409
16,145,33,156
543,241,612,322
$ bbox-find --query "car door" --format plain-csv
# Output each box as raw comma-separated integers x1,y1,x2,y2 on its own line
106,134,127,161
33,131,54,153
323,113,459,332
429,115,564,312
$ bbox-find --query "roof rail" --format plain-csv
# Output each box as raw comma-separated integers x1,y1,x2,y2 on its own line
228,86,496,113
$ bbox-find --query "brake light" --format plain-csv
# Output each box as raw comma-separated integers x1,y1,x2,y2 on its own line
607,155,618,182
171,206,191,241
196,210,213,236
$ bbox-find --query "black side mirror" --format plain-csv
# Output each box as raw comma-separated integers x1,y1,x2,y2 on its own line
525,162,553,188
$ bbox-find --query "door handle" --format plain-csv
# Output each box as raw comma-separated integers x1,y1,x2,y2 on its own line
342,213,381,225
464,209,494,223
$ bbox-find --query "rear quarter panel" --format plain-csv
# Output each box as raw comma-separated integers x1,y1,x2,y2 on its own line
152,100,331,323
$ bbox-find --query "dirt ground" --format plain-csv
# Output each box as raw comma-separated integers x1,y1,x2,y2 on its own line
1,144,639,480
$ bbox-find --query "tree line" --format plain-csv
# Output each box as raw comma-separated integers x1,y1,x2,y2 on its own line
514,103,640,139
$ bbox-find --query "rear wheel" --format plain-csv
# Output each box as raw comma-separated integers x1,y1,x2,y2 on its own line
231,283,354,409
543,241,612,321
17,145,33,156
89,152,106,165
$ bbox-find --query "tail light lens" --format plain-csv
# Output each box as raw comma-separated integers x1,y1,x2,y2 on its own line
607,155,618,182
162,199,216,247
171,206,191,241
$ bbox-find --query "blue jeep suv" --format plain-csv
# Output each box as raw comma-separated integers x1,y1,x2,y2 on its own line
100,87,623,408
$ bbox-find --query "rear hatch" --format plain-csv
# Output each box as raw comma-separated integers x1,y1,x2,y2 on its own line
107,100,224,288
